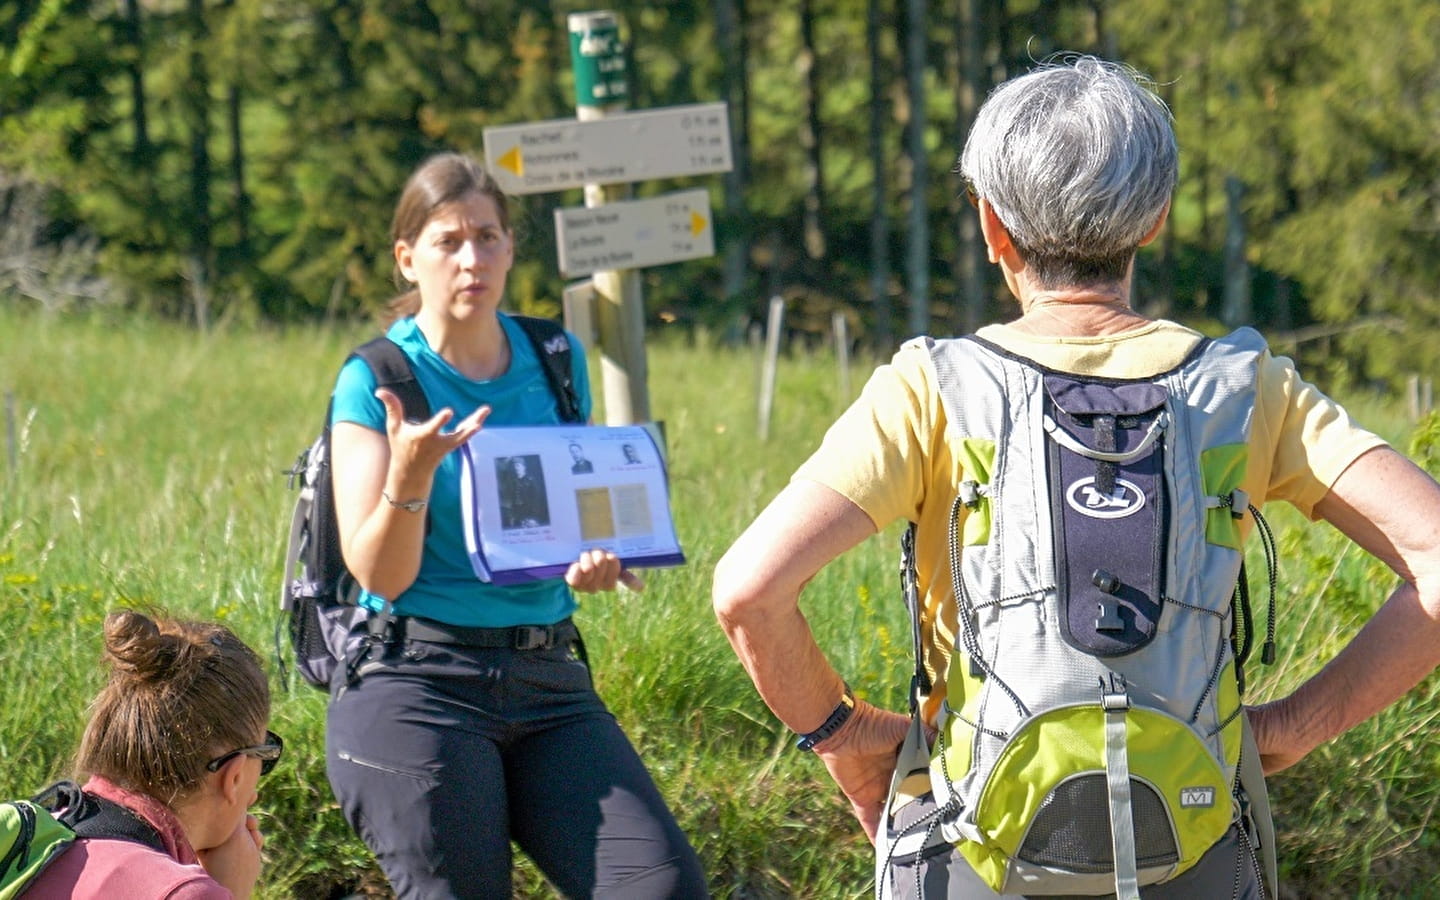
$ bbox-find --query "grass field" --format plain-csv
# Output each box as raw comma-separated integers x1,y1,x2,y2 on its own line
2,303,1438,898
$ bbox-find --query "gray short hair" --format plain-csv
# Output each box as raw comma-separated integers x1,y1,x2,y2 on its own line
958,55,1177,287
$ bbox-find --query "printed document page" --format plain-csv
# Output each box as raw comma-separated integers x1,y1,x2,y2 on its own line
459,424,684,584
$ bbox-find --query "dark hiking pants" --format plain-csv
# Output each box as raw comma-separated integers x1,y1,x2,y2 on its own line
326,627,707,899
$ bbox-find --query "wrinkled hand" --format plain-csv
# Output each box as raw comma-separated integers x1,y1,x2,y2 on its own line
1246,699,1313,775
813,701,912,844
377,388,490,478
196,814,264,899
565,548,645,594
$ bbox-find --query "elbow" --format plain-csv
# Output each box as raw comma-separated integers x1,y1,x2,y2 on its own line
711,548,763,636
356,573,416,603
350,568,412,603
343,547,418,603
1410,569,1440,623
712,544,798,640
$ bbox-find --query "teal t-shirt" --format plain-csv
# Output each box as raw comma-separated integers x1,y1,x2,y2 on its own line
330,314,593,627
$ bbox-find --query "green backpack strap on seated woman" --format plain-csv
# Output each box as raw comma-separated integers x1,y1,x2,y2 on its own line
1,780,165,899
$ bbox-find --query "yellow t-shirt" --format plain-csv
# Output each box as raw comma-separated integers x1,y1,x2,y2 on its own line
794,319,1387,723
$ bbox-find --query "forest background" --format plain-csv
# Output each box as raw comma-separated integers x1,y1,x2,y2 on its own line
3,0,1439,390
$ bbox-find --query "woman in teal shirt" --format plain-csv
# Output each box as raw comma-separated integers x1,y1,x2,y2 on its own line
324,152,705,899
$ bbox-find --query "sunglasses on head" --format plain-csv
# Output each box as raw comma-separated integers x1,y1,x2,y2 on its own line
206,729,284,777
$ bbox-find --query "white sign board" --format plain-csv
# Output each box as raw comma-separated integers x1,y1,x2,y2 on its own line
483,102,732,196
554,189,714,277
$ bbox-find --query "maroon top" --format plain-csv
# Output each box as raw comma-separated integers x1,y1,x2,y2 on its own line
26,775,232,900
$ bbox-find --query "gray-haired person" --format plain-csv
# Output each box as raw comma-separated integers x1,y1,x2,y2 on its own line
713,55,1440,898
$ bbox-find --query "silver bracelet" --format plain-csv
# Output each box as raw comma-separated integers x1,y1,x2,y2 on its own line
382,490,427,514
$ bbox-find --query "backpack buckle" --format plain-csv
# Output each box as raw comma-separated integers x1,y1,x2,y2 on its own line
513,625,555,650
1100,673,1130,711
958,480,987,509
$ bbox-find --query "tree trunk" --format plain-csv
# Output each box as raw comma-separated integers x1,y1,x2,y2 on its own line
185,0,212,330
1091,0,1117,59
798,0,826,260
228,85,251,252
1220,0,1248,327
1199,60,1212,248
956,0,985,334
122,0,150,163
1221,174,1250,327
904,0,930,336
717,0,751,306
989,0,1011,80
867,0,892,349
1151,82,1176,317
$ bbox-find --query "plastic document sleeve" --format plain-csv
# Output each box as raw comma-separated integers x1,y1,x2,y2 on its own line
459,424,685,585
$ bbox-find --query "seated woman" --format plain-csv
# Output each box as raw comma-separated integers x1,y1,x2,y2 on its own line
28,609,278,899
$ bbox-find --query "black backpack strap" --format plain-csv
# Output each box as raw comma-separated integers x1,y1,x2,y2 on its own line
33,781,166,854
510,315,584,424
900,523,931,713
346,337,430,648
352,337,430,423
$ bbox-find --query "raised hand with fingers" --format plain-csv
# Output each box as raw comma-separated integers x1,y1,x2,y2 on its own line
376,387,491,498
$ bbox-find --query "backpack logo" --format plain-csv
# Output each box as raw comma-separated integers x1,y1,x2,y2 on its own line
1179,786,1216,808
1065,476,1146,519
542,334,569,355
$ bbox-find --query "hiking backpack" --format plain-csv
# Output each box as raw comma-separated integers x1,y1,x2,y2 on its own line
1,781,166,897
279,316,583,691
879,328,1278,898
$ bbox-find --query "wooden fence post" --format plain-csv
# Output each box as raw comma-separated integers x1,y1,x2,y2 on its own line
832,311,851,406
758,295,785,440
5,389,15,474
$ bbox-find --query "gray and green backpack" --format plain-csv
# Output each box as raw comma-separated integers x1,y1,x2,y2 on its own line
881,328,1279,898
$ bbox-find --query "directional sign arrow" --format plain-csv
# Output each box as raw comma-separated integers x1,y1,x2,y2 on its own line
554,188,715,278
483,102,732,196
495,146,524,178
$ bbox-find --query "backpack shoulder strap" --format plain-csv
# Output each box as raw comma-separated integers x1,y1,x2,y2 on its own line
352,337,431,423
1239,717,1279,898
1,797,74,890
32,781,166,854
510,315,584,424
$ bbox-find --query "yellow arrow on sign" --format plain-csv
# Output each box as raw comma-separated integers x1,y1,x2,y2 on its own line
690,210,708,237
496,145,524,177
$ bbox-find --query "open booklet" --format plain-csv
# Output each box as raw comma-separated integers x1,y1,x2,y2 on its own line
458,424,685,585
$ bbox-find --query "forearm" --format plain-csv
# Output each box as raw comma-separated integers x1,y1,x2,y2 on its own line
1261,447,1440,764
712,481,878,733
717,590,850,735
343,485,431,600
713,481,914,842
332,423,435,600
1262,578,1440,757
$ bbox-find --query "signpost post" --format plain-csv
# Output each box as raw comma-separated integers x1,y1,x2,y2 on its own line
568,10,648,426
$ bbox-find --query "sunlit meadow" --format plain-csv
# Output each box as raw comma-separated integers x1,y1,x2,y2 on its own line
1,303,1436,898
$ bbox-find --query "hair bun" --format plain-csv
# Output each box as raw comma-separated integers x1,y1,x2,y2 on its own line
103,609,191,681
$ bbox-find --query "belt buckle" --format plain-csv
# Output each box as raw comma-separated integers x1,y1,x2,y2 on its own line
513,625,553,650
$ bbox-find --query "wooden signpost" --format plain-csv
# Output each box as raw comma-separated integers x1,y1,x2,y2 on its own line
480,11,733,426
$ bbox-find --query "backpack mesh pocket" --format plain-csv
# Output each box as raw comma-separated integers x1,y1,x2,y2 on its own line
1018,774,1179,873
